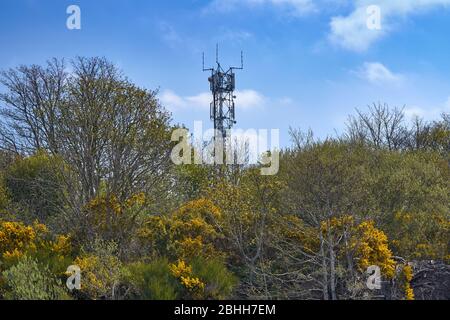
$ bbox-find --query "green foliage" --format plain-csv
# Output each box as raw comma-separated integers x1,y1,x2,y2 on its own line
2,255,70,300
390,211,449,262
122,257,236,300
190,257,237,300
280,141,375,225
4,150,67,224
369,150,450,219
0,173,9,213
175,163,214,202
123,259,180,300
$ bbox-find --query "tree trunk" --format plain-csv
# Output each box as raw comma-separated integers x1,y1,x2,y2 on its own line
319,233,329,300
328,227,337,300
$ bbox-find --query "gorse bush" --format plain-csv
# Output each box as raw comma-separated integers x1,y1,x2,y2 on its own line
122,257,237,300
189,257,237,300
0,221,71,272
73,239,123,300
123,259,181,300
80,193,147,255
139,199,224,260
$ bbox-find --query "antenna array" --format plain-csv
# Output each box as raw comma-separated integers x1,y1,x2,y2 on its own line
203,45,243,142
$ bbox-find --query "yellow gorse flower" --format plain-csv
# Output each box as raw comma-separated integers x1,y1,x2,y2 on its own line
169,260,192,278
353,221,396,279
0,220,71,263
169,260,206,294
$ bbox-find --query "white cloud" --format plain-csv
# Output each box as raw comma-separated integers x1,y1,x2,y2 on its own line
329,6,386,52
160,90,210,110
235,90,266,109
404,96,450,120
404,106,427,119
185,92,212,108
160,89,266,111
206,0,316,16
160,90,186,109
329,0,450,52
356,62,403,85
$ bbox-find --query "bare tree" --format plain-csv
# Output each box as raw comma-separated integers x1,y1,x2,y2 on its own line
0,58,67,154
346,103,408,150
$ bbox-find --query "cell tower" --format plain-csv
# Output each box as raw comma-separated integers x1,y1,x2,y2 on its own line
203,45,243,142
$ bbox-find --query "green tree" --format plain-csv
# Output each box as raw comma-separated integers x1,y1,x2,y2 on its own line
4,150,68,226
0,57,175,229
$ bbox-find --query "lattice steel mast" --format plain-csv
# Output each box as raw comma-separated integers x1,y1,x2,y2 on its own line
203,45,243,141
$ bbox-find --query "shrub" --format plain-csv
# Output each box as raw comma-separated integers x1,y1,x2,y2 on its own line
123,259,180,300
0,220,72,274
73,239,122,300
4,150,68,224
190,257,237,300
123,257,237,300
139,199,223,260
2,255,70,300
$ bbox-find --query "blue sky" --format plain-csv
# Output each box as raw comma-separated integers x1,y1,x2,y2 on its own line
1,0,450,147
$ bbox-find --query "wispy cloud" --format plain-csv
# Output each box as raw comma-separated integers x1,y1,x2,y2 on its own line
278,97,294,106
159,90,186,110
156,21,203,52
236,89,266,109
158,21,183,48
404,96,450,120
205,0,317,16
355,62,403,85
329,0,450,52
218,29,254,43
159,90,211,111
160,89,266,111
205,1,450,52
